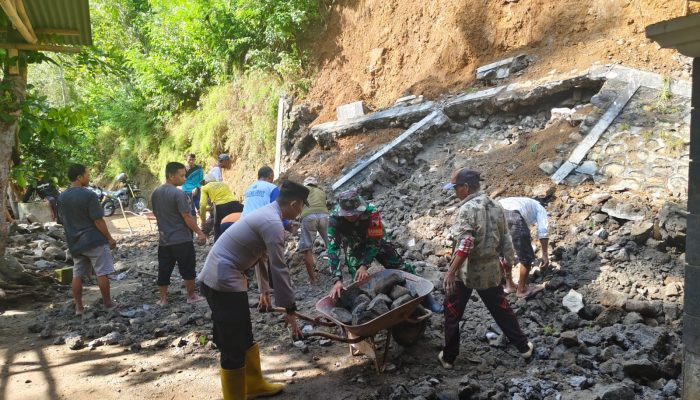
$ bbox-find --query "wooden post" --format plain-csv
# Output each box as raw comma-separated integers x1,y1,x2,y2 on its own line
273,96,285,179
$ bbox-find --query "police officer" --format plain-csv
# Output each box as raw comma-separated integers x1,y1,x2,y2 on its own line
197,180,309,400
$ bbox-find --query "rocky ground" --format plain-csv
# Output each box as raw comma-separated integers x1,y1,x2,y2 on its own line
0,72,690,400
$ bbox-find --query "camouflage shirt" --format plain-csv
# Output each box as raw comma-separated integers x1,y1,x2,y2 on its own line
450,191,516,289
327,203,387,280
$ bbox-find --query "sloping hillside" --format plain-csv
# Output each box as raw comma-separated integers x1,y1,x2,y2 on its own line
306,0,688,123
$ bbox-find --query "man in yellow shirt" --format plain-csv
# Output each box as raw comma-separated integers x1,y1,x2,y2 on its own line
199,174,243,240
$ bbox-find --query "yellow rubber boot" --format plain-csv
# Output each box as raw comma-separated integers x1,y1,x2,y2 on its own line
245,343,283,399
221,366,246,400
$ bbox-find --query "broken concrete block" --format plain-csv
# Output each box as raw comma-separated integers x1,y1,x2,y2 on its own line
352,311,375,326
391,294,413,309
353,294,372,308
336,286,371,310
336,101,365,121
352,300,369,316
368,294,392,316
475,54,530,82
389,285,410,300
372,273,405,295
331,307,353,325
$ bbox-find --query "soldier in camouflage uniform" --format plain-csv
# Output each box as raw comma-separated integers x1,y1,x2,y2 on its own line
326,190,413,297
438,169,533,369
326,190,443,312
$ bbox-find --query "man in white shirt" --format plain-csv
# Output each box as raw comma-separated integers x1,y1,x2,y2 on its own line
498,197,550,298
208,154,232,182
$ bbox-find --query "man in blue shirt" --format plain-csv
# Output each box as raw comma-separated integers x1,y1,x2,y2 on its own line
182,153,204,216
242,166,279,216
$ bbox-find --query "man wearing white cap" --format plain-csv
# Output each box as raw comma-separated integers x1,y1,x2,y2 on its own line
298,176,329,285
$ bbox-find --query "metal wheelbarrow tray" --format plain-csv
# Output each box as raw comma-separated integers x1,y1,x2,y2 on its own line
305,269,434,372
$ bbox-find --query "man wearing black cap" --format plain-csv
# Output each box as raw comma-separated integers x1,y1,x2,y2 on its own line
196,180,309,400
438,168,533,369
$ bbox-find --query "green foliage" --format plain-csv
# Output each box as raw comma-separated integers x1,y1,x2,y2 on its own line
8,0,325,191
11,89,94,188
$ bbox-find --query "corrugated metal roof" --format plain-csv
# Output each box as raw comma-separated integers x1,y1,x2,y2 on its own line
10,0,92,46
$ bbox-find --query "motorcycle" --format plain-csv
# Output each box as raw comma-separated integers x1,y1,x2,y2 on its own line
102,172,148,216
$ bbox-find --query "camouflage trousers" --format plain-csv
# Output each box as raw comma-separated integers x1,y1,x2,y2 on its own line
343,239,416,279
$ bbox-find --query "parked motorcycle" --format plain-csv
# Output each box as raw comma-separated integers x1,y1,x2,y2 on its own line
102,173,147,216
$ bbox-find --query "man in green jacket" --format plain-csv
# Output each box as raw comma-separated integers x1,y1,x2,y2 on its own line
326,190,443,313
298,176,329,285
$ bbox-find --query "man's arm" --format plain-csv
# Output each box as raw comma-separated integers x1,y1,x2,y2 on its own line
94,218,116,249
444,235,473,296
182,212,206,245
199,186,209,224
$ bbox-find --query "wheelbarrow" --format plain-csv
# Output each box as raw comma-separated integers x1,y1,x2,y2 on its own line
273,269,434,372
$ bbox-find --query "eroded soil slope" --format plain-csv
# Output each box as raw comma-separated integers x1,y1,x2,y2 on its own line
306,0,688,123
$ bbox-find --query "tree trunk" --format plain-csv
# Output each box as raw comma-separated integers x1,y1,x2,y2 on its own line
0,61,28,257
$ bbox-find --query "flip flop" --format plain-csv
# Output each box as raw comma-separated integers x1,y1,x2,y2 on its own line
186,295,205,304
503,286,517,294
74,310,84,316
517,285,545,300
104,302,120,311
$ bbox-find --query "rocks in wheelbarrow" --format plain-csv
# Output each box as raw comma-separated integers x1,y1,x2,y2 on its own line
336,286,372,310
389,285,411,300
372,273,406,295
391,294,413,309
353,311,375,326
331,307,353,325
368,294,392,316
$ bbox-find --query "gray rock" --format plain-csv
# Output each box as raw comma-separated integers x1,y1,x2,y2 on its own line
539,161,557,175
622,312,644,325
389,285,410,300
330,307,353,325
624,300,661,317
372,273,405,295
559,331,580,347
662,379,678,396
623,358,665,381
594,383,634,400
390,294,413,309
630,221,654,244
595,307,626,327
601,199,645,221
352,311,375,326
100,331,123,345
368,294,391,316
42,246,65,261
33,260,53,269
576,247,597,262
65,334,84,350
583,192,611,206
561,312,580,329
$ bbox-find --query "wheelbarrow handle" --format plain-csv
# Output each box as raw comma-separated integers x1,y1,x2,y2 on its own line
270,307,336,327
305,330,365,344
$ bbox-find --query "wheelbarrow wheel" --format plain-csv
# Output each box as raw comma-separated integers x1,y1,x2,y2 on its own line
391,318,428,347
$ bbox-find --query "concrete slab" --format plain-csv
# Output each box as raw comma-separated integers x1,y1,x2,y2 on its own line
552,78,640,183
331,110,447,191
337,101,365,121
